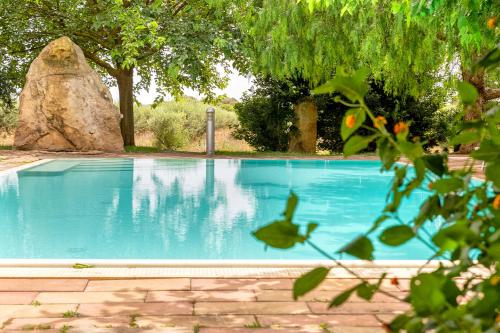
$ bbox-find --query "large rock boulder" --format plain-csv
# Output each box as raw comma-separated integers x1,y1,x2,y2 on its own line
14,37,124,151
288,97,318,153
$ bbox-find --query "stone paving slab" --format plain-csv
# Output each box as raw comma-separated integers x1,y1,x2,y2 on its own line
0,278,409,332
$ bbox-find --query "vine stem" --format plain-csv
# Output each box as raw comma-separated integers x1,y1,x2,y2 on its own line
305,240,405,302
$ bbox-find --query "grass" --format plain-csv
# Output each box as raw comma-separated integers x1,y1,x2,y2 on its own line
244,317,265,329
125,145,163,153
62,310,80,318
59,325,72,333
0,145,12,150
22,324,51,330
129,313,140,328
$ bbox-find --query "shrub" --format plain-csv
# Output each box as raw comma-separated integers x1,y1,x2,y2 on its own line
147,111,188,150
134,97,238,150
0,103,18,133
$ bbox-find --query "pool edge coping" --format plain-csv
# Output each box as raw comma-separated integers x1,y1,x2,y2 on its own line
0,260,448,278
0,259,443,268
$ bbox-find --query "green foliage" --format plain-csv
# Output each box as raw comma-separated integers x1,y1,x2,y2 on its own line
0,103,18,133
293,267,330,300
0,0,246,141
135,97,238,150
238,0,499,98
253,52,500,331
234,76,444,152
147,111,189,150
233,76,306,151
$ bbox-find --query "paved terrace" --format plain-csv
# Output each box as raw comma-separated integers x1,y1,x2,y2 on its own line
0,277,409,332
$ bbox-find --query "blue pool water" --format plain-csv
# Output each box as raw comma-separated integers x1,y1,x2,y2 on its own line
0,158,435,260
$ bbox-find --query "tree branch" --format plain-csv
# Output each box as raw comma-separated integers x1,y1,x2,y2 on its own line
81,49,118,77
485,88,500,100
173,0,189,15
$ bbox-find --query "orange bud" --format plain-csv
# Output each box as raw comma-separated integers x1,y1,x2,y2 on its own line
493,194,500,210
487,16,497,29
390,277,399,286
394,122,409,135
345,114,356,129
374,116,387,129
428,182,433,190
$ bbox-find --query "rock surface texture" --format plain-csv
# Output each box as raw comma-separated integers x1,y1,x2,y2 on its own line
14,37,124,151
288,97,318,153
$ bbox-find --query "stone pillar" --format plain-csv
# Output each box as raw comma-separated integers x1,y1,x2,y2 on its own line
288,97,318,153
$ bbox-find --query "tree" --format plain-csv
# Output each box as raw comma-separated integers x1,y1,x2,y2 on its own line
0,0,244,145
238,0,499,137
234,76,444,152
233,76,308,151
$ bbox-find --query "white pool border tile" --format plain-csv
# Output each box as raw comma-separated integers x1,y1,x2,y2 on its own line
0,259,449,278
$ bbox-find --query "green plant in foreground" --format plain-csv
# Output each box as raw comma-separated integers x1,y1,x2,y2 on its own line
254,50,500,332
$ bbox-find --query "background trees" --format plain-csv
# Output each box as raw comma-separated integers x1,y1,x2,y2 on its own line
233,77,447,152
239,0,499,125
0,0,244,145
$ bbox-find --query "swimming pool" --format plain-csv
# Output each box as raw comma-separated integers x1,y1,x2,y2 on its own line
0,158,434,260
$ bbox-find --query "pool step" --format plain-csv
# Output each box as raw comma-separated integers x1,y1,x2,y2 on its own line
18,160,81,176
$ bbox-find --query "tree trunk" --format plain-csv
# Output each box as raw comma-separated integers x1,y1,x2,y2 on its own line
458,68,485,153
116,68,135,146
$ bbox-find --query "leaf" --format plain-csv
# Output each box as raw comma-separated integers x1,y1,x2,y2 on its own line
389,314,411,331
356,282,377,300
343,135,378,157
379,225,415,246
477,46,500,70
253,221,304,249
338,236,374,260
431,178,463,194
415,195,440,226
457,81,478,105
293,267,330,300
368,215,390,233
432,222,470,252
377,138,399,170
485,161,500,188
397,141,424,160
421,155,447,177
329,286,357,307
450,130,481,146
283,192,298,222
410,273,447,316
413,158,426,180
72,263,95,269
341,108,366,140
471,140,500,162
312,67,370,102
487,243,500,261
306,222,318,237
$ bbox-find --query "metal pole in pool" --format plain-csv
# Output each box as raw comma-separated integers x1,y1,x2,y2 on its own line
206,107,215,156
